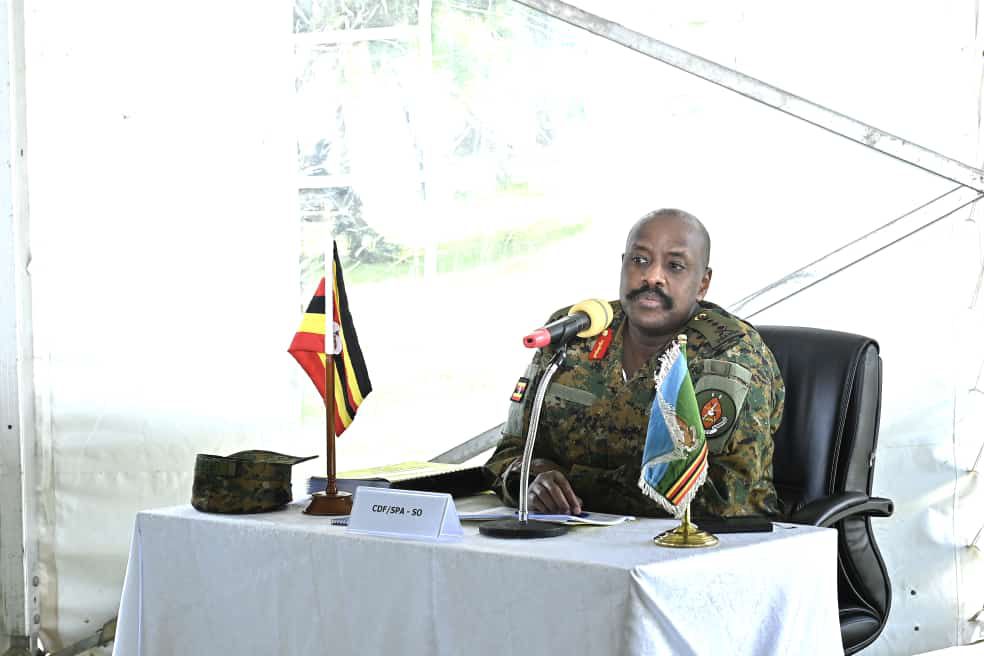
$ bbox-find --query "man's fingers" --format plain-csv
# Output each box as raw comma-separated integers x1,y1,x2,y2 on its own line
556,480,581,516
527,471,580,514
565,491,582,516
539,477,571,514
526,483,553,513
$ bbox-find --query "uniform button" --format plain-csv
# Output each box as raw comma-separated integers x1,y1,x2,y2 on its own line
697,312,708,320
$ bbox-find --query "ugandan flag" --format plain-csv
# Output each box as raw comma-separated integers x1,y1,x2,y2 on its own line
289,242,372,435
637,339,708,519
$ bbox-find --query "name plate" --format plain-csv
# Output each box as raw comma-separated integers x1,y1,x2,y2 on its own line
347,486,463,542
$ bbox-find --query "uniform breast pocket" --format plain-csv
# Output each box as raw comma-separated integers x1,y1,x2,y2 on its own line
694,360,751,455
543,382,600,465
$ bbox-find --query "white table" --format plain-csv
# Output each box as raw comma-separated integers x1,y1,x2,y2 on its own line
113,495,842,656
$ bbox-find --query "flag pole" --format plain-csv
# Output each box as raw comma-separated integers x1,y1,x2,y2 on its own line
304,355,352,515
326,352,337,495
304,249,353,516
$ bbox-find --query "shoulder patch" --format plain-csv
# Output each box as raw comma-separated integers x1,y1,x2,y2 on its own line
510,377,529,403
696,389,736,438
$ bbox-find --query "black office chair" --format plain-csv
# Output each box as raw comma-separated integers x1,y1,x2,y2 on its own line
757,326,894,655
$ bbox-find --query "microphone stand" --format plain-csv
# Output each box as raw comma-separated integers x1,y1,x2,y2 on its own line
480,346,570,539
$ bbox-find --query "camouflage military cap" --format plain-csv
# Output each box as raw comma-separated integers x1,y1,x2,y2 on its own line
192,450,317,514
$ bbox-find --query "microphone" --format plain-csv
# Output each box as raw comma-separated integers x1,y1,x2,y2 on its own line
523,299,614,349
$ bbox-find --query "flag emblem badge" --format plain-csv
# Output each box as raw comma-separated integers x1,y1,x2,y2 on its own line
511,377,529,403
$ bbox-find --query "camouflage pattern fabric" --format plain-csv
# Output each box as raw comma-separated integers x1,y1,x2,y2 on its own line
192,450,317,514
485,300,784,518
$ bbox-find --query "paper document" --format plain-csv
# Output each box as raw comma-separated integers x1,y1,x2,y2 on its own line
459,506,635,526
337,461,477,482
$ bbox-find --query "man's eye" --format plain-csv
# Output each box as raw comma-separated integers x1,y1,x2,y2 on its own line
632,256,649,265
670,261,685,271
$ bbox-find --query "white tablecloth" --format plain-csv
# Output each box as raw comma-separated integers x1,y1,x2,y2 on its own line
113,495,842,656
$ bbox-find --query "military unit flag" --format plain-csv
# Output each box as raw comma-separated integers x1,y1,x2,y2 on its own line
289,242,372,435
638,339,708,518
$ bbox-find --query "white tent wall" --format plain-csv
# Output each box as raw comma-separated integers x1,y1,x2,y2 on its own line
7,0,984,654
22,1,301,650
2,0,38,653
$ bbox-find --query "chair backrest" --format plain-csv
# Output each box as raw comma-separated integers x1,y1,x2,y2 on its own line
757,325,882,511
757,325,890,654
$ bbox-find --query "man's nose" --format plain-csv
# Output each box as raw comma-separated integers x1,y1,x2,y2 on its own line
641,262,668,287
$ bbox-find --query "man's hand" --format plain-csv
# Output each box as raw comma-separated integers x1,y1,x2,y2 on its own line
528,470,582,515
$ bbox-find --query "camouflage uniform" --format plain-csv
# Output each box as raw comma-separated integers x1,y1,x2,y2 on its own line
485,300,784,517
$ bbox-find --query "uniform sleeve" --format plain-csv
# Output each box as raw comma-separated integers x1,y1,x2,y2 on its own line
484,430,524,481
484,308,573,505
694,336,784,517
483,348,564,505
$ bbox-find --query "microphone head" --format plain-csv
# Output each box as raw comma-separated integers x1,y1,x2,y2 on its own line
568,299,614,338
523,328,551,349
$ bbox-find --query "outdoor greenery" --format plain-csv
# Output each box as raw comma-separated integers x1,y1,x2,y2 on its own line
294,0,418,32
294,0,593,287
350,218,589,283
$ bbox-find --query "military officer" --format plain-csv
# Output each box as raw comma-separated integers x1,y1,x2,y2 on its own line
485,209,784,517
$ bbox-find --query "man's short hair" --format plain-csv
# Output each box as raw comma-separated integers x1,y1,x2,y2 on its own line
631,208,711,271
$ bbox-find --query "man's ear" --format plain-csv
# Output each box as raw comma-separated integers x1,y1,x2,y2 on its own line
696,267,712,300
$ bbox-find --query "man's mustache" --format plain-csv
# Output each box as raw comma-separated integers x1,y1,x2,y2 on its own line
627,285,673,308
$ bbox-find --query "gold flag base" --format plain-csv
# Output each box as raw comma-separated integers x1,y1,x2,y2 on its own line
304,490,353,516
653,520,719,548
654,506,719,548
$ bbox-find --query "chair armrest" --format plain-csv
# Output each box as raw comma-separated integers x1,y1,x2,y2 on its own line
790,492,894,527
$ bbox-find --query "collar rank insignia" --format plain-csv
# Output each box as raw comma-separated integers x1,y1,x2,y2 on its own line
589,329,613,361
510,377,529,403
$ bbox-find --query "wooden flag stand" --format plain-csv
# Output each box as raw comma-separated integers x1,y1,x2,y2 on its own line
304,352,353,515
